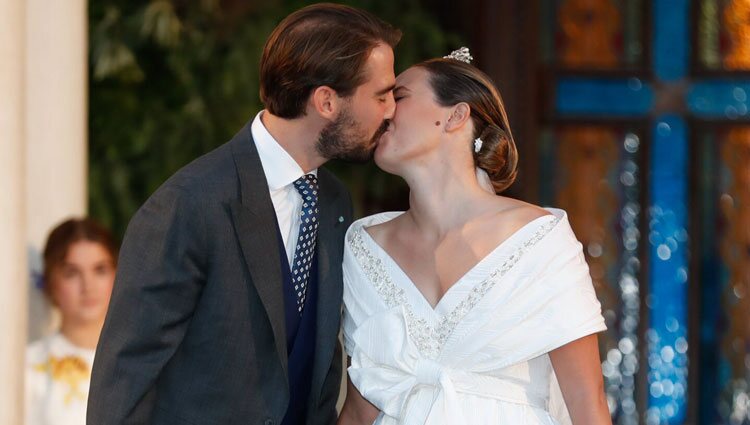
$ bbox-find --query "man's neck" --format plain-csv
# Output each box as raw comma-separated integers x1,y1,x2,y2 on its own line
261,111,327,173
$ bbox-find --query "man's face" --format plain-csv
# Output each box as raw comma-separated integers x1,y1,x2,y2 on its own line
317,43,396,162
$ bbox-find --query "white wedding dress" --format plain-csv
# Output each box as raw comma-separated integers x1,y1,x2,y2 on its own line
342,208,606,425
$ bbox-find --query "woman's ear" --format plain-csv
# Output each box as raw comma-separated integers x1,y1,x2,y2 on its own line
310,86,340,120
444,102,471,133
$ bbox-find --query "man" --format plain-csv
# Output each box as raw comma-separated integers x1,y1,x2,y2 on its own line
87,4,400,424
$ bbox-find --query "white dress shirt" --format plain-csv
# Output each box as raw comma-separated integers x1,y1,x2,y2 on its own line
251,111,317,266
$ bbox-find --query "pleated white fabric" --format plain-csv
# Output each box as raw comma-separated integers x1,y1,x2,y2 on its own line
343,208,606,424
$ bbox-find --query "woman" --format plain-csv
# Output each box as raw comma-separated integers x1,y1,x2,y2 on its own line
338,49,611,424
26,218,117,425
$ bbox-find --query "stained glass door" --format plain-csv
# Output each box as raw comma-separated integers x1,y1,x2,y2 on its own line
539,1,750,424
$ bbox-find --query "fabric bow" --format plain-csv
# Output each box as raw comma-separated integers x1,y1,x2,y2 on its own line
348,307,466,425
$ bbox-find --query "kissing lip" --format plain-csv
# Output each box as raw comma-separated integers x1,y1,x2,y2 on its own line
380,122,394,136
373,121,391,143
377,127,391,142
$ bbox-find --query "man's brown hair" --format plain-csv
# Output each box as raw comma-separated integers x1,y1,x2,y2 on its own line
260,3,401,119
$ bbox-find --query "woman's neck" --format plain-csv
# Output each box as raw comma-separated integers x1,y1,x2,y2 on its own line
402,157,494,238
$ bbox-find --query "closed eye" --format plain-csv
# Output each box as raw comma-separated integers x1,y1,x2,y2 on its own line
393,85,409,102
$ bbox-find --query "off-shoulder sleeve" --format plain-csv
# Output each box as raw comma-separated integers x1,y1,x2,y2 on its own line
449,214,607,371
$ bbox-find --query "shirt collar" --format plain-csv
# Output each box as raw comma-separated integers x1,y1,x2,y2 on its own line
250,111,317,191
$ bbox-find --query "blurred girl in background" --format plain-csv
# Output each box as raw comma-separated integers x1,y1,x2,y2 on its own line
26,218,117,425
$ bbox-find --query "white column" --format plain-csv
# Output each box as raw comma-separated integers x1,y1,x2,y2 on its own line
25,0,89,340
0,0,28,421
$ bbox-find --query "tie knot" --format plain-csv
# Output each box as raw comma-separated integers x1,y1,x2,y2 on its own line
294,174,318,205
293,174,318,201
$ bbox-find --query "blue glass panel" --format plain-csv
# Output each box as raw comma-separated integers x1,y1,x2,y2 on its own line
556,78,653,116
653,0,689,81
688,81,750,119
647,115,689,424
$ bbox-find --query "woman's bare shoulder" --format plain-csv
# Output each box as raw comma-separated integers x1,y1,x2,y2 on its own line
488,197,552,227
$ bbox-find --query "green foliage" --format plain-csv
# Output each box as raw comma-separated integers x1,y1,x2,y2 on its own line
89,0,461,239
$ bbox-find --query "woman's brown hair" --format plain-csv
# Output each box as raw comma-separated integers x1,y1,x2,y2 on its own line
260,3,401,119
416,58,519,193
42,218,118,298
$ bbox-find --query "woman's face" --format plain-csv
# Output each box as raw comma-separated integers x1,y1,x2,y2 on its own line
374,66,445,173
49,240,115,326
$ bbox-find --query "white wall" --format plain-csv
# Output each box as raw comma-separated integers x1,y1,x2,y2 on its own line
25,0,88,341
0,0,29,421
0,0,88,420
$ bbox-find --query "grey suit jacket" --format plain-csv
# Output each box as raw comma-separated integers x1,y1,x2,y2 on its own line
87,120,352,425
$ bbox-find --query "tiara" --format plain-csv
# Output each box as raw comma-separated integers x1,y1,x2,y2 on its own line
443,47,473,64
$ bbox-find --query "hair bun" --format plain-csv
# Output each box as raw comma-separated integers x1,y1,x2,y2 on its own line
475,123,518,193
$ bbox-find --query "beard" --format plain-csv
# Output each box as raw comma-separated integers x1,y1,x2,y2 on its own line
316,107,389,163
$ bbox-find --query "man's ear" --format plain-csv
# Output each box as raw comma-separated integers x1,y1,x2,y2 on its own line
310,86,340,120
444,102,471,133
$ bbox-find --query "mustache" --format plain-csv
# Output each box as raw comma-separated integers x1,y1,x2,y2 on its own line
372,120,390,141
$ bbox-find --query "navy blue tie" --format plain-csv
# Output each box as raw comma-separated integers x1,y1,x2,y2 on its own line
291,174,319,315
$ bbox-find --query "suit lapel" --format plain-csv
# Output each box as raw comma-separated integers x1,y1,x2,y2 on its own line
228,124,288,377
227,121,346,401
309,171,344,400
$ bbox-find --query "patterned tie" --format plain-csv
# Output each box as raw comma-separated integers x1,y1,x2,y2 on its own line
291,174,319,314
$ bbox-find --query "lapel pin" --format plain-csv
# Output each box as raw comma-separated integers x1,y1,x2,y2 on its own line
338,216,345,223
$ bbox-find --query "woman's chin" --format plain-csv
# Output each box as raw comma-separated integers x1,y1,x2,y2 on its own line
373,145,387,168
373,144,395,173
373,134,389,156
374,133,408,174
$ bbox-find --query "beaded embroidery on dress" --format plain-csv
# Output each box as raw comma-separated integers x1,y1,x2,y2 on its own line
342,208,606,425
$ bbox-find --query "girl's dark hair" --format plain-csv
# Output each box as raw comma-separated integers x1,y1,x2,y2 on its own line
42,218,118,297
416,58,518,193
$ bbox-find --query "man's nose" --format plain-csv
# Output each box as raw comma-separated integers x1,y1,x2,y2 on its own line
384,93,396,120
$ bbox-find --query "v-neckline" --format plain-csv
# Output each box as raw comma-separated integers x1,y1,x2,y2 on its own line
359,211,556,315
